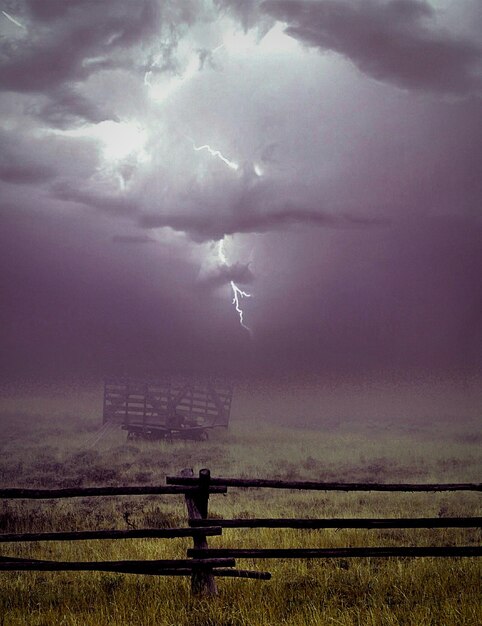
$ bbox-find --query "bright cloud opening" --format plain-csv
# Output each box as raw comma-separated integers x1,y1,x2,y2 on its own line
222,21,300,56
54,121,149,163
145,56,199,104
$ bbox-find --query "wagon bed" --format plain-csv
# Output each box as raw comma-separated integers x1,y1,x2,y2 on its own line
103,377,233,440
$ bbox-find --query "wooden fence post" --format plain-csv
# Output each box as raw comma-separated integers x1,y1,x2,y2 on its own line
181,468,216,596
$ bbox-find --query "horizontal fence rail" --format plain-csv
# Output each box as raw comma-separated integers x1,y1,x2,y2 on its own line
189,517,482,529
0,527,223,543
167,476,482,492
0,555,269,580
0,485,226,499
188,546,482,559
0,556,235,574
0,559,269,579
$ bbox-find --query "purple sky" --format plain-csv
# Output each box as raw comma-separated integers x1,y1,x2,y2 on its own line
0,0,481,383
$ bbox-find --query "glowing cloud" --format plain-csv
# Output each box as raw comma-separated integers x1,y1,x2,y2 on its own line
52,120,148,190
54,121,147,162
145,56,199,104
221,21,300,56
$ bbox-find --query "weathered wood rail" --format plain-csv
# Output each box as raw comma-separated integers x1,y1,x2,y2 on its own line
167,476,482,491
0,485,227,498
1,469,481,596
188,546,482,559
0,556,236,575
0,473,267,590
189,517,482,529
168,470,482,590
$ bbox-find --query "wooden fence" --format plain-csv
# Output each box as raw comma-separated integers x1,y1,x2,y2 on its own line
1,469,481,596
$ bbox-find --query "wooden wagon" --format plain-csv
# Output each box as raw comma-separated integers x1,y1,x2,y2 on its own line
103,377,233,441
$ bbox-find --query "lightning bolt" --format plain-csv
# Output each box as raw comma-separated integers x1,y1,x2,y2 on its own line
231,281,252,333
218,239,252,334
2,10,26,29
190,140,250,332
192,142,239,171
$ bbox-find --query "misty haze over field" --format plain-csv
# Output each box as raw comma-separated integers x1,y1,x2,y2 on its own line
0,0,481,392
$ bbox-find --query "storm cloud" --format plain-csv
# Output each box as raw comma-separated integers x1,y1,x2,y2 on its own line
262,0,482,95
139,206,389,240
0,1,481,383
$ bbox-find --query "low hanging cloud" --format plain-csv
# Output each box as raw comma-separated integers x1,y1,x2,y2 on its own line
138,205,388,241
50,170,388,242
197,261,255,289
262,0,482,96
51,180,136,216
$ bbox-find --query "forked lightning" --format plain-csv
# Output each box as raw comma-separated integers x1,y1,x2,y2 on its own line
218,239,252,334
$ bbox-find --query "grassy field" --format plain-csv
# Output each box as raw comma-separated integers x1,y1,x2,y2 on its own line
0,383,480,625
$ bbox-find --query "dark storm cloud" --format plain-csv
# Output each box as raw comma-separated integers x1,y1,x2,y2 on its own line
1,17,113,92
31,86,117,128
139,205,388,240
262,0,482,95
0,161,54,185
49,165,388,242
0,1,162,124
1,0,481,384
51,181,136,216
